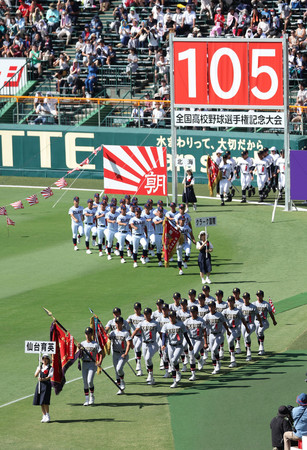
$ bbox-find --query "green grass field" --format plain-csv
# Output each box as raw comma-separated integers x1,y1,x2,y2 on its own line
0,177,307,450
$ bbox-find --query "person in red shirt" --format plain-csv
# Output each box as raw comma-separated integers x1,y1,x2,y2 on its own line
18,0,30,23
210,6,225,36
29,0,44,15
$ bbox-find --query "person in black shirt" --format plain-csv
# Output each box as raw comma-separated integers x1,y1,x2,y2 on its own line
270,405,293,450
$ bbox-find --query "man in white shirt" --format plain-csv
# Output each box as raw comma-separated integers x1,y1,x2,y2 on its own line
181,5,196,35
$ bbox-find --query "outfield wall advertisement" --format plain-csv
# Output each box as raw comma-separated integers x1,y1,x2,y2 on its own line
0,125,305,183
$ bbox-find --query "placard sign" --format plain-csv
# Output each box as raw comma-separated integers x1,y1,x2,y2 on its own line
195,217,217,227
25,341,56,354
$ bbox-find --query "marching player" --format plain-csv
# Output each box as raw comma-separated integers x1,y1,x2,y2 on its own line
222,296,250,368
169,292,182,314
129,207,148,268
197,293,209,363
156,303,171,376
253,290,277,355
153,200,167,216
96,200,107,256
225,150,236,198
276,150,285,200
187,289,198,309
78,327,102,405
236,150,255,203
174,203,192,228
202,284,215,305
232,287,244,353
124,194,131,211
116,205,131,263
152,299,164,321
93,193,100,208
126,302,144,376
131,308,161,385
165,202,177,223
105,203,119,260
69,196,84,251
254,150,270,202
141,203,155,259
161,310,193,388
184,305,208,379
152,206,164,266
204,301,231,374
178,298,191,371
105,307,130,333
219,154,234,206
241,292,263,361
109,316,132,395
215,290,227,359
196,230,213,284
83,199,97,254
176,216,196,274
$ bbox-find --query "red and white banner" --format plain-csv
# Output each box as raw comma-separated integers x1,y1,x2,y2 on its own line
26,194,39,206
0,58,28,95
40,187,53,199
10,200,24,210
0,207,7,215
103,145,167,196
173,40,283,107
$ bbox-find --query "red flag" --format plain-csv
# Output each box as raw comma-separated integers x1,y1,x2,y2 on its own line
50,323,79,395
67,167,80,175
54,177,68,189
162,218,181,267
90,316,110,361
93,146,101,156
10,200,24,210
0,207,7,215
40,187,53,199
7,217,15,226
207,156,221,197
26,194,39,206
269,297,276,313
80,157,89,167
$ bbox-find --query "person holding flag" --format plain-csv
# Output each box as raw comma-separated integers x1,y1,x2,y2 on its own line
196,230,213,284
33,354,53,423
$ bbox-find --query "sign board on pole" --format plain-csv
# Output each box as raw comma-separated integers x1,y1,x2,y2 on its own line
195,216,217,227
175,111,284,128
0,58,28,95
25,341,56,354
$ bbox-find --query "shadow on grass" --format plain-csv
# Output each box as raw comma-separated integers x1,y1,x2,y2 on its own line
52,418,121,423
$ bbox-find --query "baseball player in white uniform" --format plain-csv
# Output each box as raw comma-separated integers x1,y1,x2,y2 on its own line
141,203,155,258
276,150,285,200
126,302,144,376
165,202,177,224
105,307,130,333
105,203,119,260
184,305,208,379
83,199,97,254
215,290,228,359
176,216,196,274
152,207,164,266
236,150,255,203
156,303,171,376
131,308,161,385
202,285,215,305
129,207,148,268
109,316,132,395
169,292,182,315
253,290,277,355
161,310,193,388
241,292,263,361
177,298,191,371
79,327,102,405
152,299,164,321
187,289,198,309
232,287,244,353
204,301,231,374
69,196,84,251
254,150,270,202
219,155,234,206
116,205,132,263
197,293,209,362
222,296,250,368
96,200,107,256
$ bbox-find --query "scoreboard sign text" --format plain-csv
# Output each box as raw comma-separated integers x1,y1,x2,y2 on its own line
173,40,283,107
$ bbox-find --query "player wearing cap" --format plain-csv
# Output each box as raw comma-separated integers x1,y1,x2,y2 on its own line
187,289,198,309
165,202,177,224
236,150,255,203
93,193,100,208
116,205,132,263
204,301,231,374
141,203,155,259
202,284,215,305
232,287,244,353
126,302,144,376
161,310,193,388
69,196,84,251
254,151,270,202
196,230,213,284
96,200,107,256
131,308,161,385
241,292,263,361
78,327,103,405
152,200,167,216
184,306,208,379
109,317,132,395
129,207,148,268
269,147,279,193
105,203,119,260
197,293,209,362
105,307,130,333
214,290,227,358
263,147,274,195
124,194,131,211
176,215,196,274
275,150,285,200
178,298,191,371
152,206,165,266
152,299,164,321
174,203,192,228
219,155,234,206
169,292,182,314
253,290,277,355
156,303,171,376
83,199,98,254
222,296,250,368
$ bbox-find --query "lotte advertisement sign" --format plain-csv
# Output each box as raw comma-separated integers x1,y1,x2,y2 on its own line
173,39,284,107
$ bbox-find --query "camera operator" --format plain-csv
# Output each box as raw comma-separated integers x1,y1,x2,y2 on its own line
270,406,293,450
284,393,307,450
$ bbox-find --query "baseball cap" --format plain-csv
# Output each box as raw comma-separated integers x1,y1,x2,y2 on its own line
173,292,181,300
94,193,99,198
85,327,93,334
156,299,164,305
208,300,216,307
135,207,141,213
102,195,108,201
180,298,187,305
110,203,116,208
115,316,123,324
215,290,223,296
157,206,164,212
87,198,93,203
74,196,79,201
113,307,121,314
147,198,153,204
179,203,185,209
189,289,196,296
225,151,231,156
119,198,125,204
216,149,223,154
124,194,131,199
134,302,141,309
190,305,198,312
202,285,210,291
278,405,290,416
144,307,152,314
169,311,177,318
144,203,150,209
233,288,240,294
298,19,303,24
170,202,176,207
157,200,163,205
227,295,235,302
121,205,126,210
162,303,169,309
270,146,277,151
243,292,250,299
132,197,138,202
256,290,264,296
296,393,307,406
198,293,206,300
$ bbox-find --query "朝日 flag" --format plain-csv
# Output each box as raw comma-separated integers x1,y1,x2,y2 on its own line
269,297,276,313
40,187,53,199
26,194,39,206
54,177,68,189
162,218,182,267
7,217,15,226
0,207,7,215
80,157,89,167
10,200,24,210
207,156,221,197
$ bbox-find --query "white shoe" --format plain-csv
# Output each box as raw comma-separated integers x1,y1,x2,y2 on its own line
117,389,123,395
145,257,150,263
74,246,79,251
203,351,208,361
89,394,95,405
41,415,47,423
83,398,89,406
133,262,138,268
92,240,97,247
120,380,125,390
235,346,242,354
141,257,146,265
219,348,224,359
44,414,50,423
258,350,265,356
150,250,155,257
163,370,170,378
189,372,196,381
127,250,132,257
86,249,92,254
212,366,220,374
246,355,252,361
181,364,187,372
176,371,181,382
77,236,80,244
147,377,155,385
160,359,164,369
121,258,126,263
107,255,112,260
99,251,103,257
158,261,163,267
198,358,204,371
206,277,211,284
105,248,108,254
137,369,143,376
201,278,206,283
229,361,237,368
179,269,183,275
183,262,188,269
114,250,120,256
170,381,178,388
